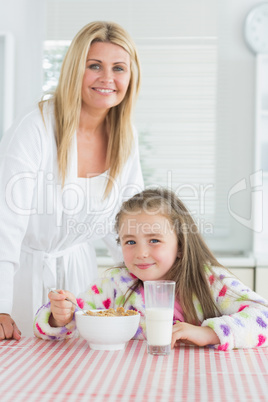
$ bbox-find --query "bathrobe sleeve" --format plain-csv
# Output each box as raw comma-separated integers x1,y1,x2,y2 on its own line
201,267,268,350
0,109,45,314
33,268,146,341
33,270,125,340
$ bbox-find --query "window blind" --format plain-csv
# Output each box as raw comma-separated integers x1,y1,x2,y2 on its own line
134,38,228,237
43,0,257,256
43,36,230,243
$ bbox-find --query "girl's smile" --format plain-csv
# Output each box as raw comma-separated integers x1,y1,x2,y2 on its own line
135,263,156,270
119,211,179,281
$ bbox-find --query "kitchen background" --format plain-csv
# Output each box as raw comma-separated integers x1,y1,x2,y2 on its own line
0,0,267,298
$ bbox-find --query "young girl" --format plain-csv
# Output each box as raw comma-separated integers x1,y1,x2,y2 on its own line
34,188,268,350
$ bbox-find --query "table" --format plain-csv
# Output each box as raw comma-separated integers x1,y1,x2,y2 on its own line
0,337,268,401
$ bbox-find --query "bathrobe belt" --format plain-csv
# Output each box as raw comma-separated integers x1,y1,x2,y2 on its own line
21,242,87,316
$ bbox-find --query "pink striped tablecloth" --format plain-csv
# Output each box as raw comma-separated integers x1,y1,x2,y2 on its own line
0,337,268,401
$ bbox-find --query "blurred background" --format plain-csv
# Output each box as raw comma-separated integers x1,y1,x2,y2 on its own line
0,0,267,297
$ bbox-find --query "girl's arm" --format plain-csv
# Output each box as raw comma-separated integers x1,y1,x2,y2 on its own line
172,322,220,348
33,301,78,341
33,275,119,340
48,290,77,327
201,267,268,350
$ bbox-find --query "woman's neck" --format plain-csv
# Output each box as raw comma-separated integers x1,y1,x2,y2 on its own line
76,106,110,178
78,106,108,138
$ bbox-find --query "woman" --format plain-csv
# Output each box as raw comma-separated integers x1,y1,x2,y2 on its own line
0,21,143,339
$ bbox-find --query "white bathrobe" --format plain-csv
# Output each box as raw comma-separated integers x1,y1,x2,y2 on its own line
0,103,144,336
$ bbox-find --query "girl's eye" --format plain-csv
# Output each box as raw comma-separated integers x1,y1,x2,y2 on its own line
126,240,136,245
150,239,160,244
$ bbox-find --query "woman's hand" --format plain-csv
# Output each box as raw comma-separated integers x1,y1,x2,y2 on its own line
0,314,21,340
172,322,220,348
48,290,76,327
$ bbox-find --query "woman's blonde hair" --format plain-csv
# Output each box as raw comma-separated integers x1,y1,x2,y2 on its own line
115,188,223,324
39,21,141,194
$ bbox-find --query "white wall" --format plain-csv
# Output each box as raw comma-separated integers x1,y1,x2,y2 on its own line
210,0,260,254
46,0,266,255
1,0,266,256
216,0,268,256
46,0,217,39
0,0,45,123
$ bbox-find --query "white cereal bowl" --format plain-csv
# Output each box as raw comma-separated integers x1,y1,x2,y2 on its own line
75,310,140,351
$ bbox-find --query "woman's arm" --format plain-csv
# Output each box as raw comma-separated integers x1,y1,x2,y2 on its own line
0,314,21,340
0,109,43,339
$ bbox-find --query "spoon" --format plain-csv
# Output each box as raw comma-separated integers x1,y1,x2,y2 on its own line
49,288,88,315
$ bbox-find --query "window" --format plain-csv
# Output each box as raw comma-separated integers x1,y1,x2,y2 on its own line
44,0,255,257
134,38,221,236
43,38,223,236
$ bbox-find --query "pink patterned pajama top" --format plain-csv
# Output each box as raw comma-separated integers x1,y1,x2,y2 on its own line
34,266,268,350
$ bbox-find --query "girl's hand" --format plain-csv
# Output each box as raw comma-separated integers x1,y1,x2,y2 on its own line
48,290,76,327
0,314,21,340
171,322,220,348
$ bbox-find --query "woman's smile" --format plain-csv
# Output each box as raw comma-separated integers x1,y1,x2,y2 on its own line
92,87,116,94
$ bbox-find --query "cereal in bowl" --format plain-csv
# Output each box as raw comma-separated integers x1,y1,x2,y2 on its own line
85,307,138,317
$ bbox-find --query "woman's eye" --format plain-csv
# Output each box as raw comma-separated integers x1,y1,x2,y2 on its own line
88,64,100,70
113,66,124,72
150,239,160,244
126,240,136,245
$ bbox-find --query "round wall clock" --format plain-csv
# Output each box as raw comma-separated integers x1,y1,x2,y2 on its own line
244,3,268,54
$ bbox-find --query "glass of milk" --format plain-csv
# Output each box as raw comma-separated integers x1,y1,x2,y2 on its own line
144,280,175,356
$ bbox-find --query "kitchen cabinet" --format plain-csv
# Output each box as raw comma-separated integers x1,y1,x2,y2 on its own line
227,267,254,289
255,267,268,301
98,256,268,300
255,254,268,301
218,256,255,291
98,256,255,289
216,257,268,300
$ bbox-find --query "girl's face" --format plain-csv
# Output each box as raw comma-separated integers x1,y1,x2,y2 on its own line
119,211,179,281
81,41,131,114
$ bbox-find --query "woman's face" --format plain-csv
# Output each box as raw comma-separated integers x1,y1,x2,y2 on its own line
81,41,131,114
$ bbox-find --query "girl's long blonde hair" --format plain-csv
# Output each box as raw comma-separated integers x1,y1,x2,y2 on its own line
115,188,223,324
39,21,141,195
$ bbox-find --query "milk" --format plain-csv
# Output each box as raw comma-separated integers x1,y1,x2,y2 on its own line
145,307,173,346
